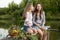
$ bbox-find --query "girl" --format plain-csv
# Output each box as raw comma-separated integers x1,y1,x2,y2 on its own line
22,3,37,34
33,3,47,40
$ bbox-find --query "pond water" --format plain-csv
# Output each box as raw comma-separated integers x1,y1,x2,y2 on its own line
0,28,8,39
49,31,60,40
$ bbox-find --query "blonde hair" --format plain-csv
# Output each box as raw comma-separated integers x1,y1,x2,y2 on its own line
22,3,33,19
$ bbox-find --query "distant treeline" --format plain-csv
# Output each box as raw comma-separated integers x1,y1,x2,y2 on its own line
0,0,60,29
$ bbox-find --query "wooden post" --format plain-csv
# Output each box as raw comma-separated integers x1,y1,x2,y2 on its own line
44,26,50,40
47,30,50,40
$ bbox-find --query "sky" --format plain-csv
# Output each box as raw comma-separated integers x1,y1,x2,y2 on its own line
0,0,22,8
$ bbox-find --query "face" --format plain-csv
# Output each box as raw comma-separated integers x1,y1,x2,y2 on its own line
30,5,34,11
37,4,42,11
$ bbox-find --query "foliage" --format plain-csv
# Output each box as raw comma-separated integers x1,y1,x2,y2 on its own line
0,0,60,40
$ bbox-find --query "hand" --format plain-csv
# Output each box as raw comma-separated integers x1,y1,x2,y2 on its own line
30,27,37,35
39,26,44,31
33,28,37,33
30,28,37,33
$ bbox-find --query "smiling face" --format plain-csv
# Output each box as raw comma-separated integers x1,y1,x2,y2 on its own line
37,4,42,11
30,5,34,11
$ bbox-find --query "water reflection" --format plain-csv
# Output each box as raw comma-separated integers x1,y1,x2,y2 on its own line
50,30,60,40
0,28,8,39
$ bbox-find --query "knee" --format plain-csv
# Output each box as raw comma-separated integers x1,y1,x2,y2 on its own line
27,28,33,34
30,30,33,34
37,29,43,37
39,32,43,37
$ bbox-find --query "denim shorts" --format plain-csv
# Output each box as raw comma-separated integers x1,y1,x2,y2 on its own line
32,26,39,30
23,25,39,31
23,26,29,31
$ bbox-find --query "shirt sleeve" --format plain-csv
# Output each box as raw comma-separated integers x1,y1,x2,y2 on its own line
25,12,30,22
42,11,46,26
43,11,45,23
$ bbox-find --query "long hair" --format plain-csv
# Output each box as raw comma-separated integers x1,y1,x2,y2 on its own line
34,3,43,21
22,3,33,19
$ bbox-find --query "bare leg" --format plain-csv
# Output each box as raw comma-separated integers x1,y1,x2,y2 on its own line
37,29,43,40
33,28,37,35
43,31,47,40
27,28,33,34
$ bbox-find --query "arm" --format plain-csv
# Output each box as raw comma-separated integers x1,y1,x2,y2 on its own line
34,22,44,30
33,13,44,30
26,21,33,29
41,11,46,26
25,12,33,29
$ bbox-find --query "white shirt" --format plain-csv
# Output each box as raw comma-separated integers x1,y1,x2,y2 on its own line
24,12,33,26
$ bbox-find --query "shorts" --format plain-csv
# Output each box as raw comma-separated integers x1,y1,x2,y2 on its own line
32,26,39,30
23,25,39,31
23,26,30,31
